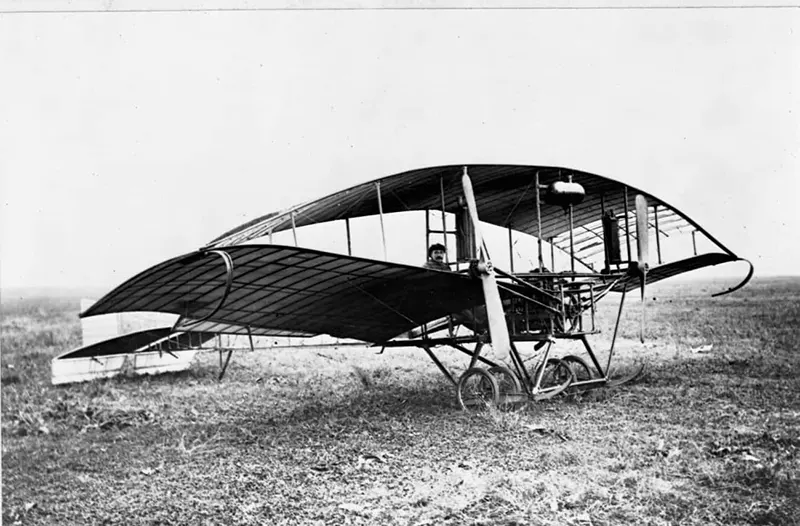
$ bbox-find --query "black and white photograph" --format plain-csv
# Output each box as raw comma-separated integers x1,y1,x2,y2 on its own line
2,1,798,524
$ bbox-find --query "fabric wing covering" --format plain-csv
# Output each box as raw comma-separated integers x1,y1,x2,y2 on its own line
81,245,485,344
611,253,738,293
205,164,741,274
56,329,217,360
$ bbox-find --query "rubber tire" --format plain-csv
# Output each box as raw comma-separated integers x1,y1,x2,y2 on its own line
561,355,593,381
538,358,574,389
488,365,523,411
457,368,500,411
488,365,523,395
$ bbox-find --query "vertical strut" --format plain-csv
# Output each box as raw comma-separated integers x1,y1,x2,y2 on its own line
532,341,554,391
580,335,606,379
535,171,544,271
440,176,448,259
509,341,534,395
568,174,575,274
605,286,627,377
290,211,298,247
468,341,484,370
600,193,609,271
654,204,662,264
246,326,255,353
425,208,430,259
376,181,387,261
507,226,514,273
218,350,233,381
422,345,456,386
345,218,352,256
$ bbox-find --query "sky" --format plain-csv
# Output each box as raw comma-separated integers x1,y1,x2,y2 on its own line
1,1,798,293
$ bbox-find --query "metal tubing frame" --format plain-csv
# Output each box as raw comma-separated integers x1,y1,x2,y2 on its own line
604,286,627,376
382,329,621,395
493,267,562,303
654,204,662,264
568,174,575,273
508,340,535,395
524,301,530,333
381,336,482,348
246,326,255,353
535,172,544,271
496,283,563,317
600,193,609,271
514,270,626,280
449,342,500,369
218,350,234,381
467,341,484,370
421,345,456,385
530,340,554,393
440,176,448,260
580,334,607,379
569,204,575,273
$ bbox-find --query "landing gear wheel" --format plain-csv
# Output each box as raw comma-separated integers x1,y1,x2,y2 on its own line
457,368,500,411
488,365,523,410
562,355,594,394
562,355,593,381
532,358,574,400
539,358,574,389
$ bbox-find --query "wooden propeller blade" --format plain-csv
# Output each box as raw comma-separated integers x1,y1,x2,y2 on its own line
461,168,511,356
635,194,649,343
635,194,649,272
640,271,646,343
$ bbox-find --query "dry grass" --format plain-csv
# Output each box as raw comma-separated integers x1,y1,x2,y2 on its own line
2,277,799,525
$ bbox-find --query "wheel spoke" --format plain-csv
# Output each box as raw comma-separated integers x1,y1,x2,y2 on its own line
457,368,500,411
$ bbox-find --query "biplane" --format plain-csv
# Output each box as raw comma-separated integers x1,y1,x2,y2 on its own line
57,164,752,409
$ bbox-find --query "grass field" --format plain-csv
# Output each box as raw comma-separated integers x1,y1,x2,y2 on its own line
2,277,799,525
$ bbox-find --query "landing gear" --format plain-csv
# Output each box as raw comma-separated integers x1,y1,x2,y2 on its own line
456,368,499,410
562,355,593,382
488,365,524,410
538,358,573,389
456,357,579,410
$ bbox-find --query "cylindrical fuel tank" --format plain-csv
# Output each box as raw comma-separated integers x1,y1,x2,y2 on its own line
545,181,585,207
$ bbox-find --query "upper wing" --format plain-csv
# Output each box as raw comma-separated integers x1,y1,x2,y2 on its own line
81,245,484,344
204,164,750,288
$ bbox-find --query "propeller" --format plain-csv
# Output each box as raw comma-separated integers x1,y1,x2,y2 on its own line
461,168,512,356
635,194,649,343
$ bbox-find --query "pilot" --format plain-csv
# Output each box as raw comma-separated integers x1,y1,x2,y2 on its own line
422,243,486,333
423,243,450,271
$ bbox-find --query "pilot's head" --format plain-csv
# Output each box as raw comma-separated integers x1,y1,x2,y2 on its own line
428,243,446,263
